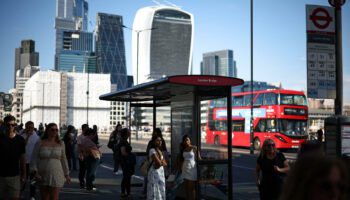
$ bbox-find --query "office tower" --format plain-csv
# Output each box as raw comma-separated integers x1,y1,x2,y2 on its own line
132,6,194,84
201,49,237,77
96,13,128,90
55,0,92,71
56,31,96,72
14,40,39,86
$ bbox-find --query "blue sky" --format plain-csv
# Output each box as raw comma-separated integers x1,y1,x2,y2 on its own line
0,0,349,103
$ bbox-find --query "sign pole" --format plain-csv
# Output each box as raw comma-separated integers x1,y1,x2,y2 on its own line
250,0,254,154
334,5,343,115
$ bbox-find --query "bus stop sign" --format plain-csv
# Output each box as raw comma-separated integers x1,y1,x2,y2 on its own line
328,0,346,8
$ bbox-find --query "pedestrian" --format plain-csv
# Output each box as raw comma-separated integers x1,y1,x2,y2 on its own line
108,123,122,174
20,121,40,200
255,139,289,200
147,135,167,200
0,119,5,135
37,123,44,137
280,155,348,200
0,115,26,200
81,128,101,191
92,125,99,145
180,134,200,200
77,124,89,189
63,125,76,171
297,140,324,159
119,128,134,198
30,123,71,200
317,128,324,143
143,128,168,196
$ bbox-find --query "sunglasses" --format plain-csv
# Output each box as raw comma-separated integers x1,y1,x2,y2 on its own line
50,128,59,132
7,123,17,127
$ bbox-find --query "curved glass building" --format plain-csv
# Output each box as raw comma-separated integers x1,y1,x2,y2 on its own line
132,6,194,84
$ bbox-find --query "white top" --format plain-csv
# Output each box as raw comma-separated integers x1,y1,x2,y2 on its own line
183,149,195,161
149,148,163,161
21,131,40,164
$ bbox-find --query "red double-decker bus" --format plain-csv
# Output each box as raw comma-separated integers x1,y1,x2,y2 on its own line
205,89,308,149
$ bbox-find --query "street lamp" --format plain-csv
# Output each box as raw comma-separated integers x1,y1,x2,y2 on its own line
122,24,156,85
122,24,156,140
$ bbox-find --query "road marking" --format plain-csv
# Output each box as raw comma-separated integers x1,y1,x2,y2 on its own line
233,164,255,171
100,164,145,182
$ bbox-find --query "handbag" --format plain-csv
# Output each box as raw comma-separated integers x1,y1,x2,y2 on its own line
140,159,154,176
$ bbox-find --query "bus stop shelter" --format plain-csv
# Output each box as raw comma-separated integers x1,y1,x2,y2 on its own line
100,75,244,199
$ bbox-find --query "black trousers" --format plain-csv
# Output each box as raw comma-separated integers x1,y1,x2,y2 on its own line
78,159,87,187
121,172,131,195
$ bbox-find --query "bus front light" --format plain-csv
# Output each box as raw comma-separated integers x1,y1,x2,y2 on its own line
275,135,287,143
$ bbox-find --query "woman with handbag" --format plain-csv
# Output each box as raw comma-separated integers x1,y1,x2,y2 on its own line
147,135,167,200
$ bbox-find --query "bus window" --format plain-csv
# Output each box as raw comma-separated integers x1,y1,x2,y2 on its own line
232,96,243,107
232,120,244,132
253,94,264,106
215,121,227,131
278,119,307,136
254,119,266,132
266,119,277,132
280,94,307,106
263,93,277,105
244,94,256,106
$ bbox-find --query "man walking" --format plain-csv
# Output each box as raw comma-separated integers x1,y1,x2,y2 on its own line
0,115,26,200
20,121,40,200
77,124,89,189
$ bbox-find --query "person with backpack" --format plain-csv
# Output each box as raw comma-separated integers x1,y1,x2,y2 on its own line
108,124,122,174
118,128,135,198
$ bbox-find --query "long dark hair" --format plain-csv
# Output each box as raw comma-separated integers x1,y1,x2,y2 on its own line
179,134,190,162
42,123,61,144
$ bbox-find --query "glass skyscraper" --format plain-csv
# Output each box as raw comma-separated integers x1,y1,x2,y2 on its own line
132,6,194,84
55,0,93,72
201,49,237,77
95,13,128,90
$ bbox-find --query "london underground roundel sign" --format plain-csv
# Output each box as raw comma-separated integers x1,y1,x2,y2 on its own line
309,7,333,29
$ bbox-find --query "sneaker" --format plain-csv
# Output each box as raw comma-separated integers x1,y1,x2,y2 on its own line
30,197,36,200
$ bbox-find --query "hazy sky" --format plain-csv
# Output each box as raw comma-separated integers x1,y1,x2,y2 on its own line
0,0,349,102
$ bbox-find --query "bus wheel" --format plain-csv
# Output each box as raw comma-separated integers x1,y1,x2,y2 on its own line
253,138,261,150
214,135,220,145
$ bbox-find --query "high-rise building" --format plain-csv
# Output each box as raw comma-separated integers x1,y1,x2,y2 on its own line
55,0,92,71
201,49,237,77
14,40,39,86
95,13,128,90
131,6,193,129
56,30,95,72
132,6,194,84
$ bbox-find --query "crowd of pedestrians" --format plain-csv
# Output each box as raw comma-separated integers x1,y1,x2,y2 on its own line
1,113,349,200
0,115,102,199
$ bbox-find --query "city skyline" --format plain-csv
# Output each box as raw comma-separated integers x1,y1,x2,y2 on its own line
0,0,349,103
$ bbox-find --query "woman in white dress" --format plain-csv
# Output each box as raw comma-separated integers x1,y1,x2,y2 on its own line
31,123,71,200
147,135,167,200
180,135,201,200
